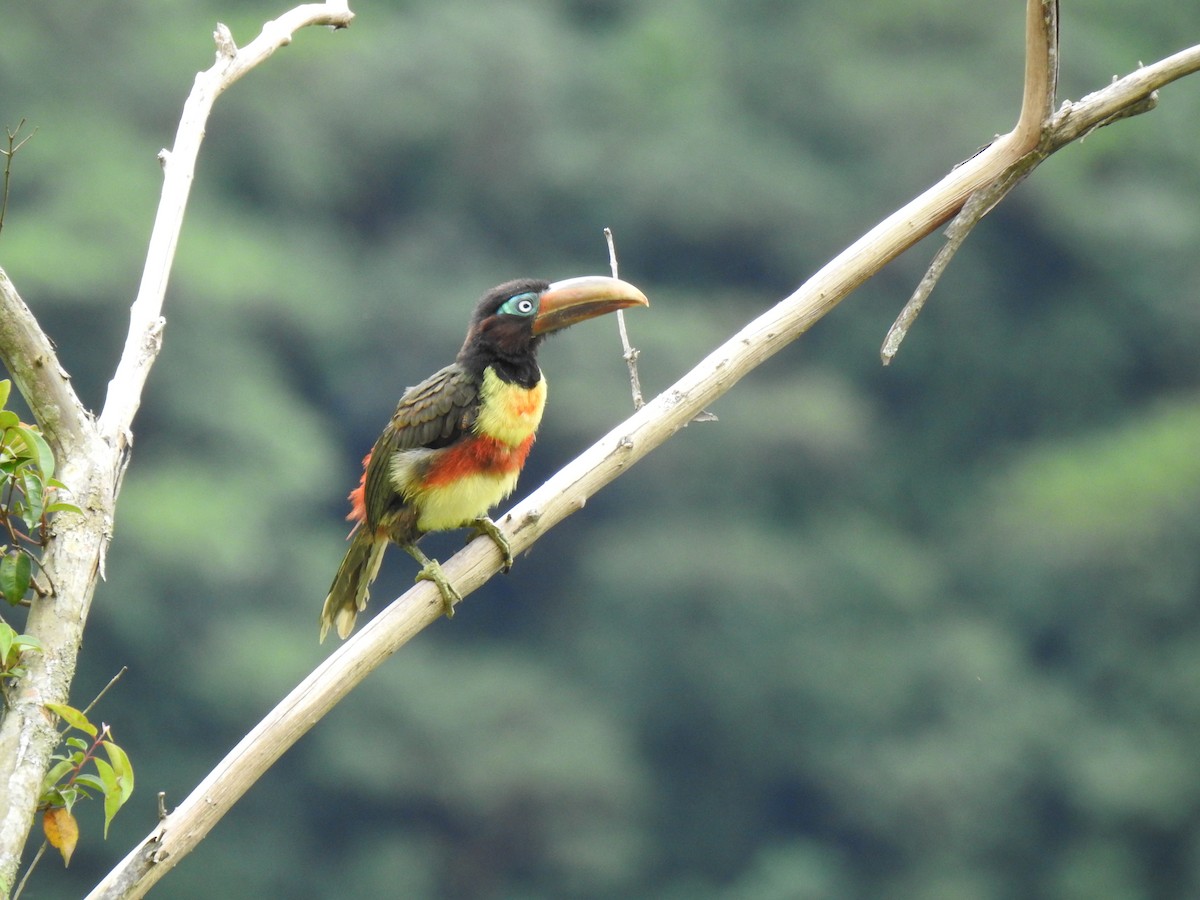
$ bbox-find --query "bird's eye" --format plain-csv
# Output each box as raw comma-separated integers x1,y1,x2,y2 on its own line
499,292,539,317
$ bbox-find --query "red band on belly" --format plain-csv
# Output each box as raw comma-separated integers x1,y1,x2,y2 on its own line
422,434,535,488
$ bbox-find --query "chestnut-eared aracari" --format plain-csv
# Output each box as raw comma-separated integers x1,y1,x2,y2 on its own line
320,275,649,641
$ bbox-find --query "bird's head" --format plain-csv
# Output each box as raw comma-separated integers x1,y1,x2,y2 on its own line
459,276,649,381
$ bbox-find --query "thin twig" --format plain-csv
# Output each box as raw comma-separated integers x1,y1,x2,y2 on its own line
604,228,717,423
77,666,128,720
603,228,646,410
881,155,1037,364
12,840,46,900
0,120,37,240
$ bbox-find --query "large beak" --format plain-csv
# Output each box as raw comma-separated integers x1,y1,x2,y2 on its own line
532,275,649,336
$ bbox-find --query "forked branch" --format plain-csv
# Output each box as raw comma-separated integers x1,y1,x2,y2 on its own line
883,3,1200,363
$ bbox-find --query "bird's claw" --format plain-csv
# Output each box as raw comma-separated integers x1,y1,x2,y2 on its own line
404,544,461,618
415,560,462,618
469,516,514,573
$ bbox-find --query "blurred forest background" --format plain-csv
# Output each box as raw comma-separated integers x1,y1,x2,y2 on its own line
4,1,1200,897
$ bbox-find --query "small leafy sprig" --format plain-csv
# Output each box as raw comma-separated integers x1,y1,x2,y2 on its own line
0,621,42,683
39,702,135,867
0,379,80,605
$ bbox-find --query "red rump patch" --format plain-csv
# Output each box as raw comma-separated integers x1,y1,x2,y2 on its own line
423,434,535,487
347,452,371,525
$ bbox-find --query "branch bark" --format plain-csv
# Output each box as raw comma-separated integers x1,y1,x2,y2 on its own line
89,2,1200,896
0,4,352,895
0,268,90,459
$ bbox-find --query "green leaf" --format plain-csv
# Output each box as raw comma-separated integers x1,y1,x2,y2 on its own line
40,787,64,808
0,622,14,665
72,773,106,794
12,633,41,655
0,379,10,410
16,425,54,480
19,467,45,527
40,759,76,795
103,741,135,800
0,624,39,671
44,702,98,738
97,743,135,837
0,409,18,432
44,501,82,516
0,551,31,605
65,736,90,752
58,787,80,812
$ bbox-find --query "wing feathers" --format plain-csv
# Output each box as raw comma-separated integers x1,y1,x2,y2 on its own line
362,364,478,530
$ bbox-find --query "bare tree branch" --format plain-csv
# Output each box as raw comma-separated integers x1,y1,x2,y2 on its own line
882,4,1200,363
603,227,646,410
89,2,1200,894
97,2,355,454
881,0,1060,362
1046,42,1200,148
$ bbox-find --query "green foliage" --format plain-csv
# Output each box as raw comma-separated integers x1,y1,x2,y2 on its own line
40,701,135,861
0,380,80,606
987,397,1200,555
0,621,42,682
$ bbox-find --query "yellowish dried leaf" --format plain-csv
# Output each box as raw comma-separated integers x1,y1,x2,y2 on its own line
43,806,79,867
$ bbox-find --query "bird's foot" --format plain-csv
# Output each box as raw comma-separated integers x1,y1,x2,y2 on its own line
416,562,462,618
405,545,461,618
469,516,514,573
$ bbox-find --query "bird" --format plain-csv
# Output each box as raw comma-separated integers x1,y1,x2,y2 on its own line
320,275,649,641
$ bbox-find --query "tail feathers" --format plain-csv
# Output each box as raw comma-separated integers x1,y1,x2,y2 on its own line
319,530,386,642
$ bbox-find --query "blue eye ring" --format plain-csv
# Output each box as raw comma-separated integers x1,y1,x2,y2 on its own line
499,292,539,317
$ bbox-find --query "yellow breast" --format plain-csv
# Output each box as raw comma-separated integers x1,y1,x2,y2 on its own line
474,366,547,446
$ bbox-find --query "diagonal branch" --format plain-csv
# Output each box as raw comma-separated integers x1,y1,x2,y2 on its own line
96,2,354,456
90,8,1200,896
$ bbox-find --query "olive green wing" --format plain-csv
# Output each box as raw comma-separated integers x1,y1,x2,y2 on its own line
361,363,479,529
